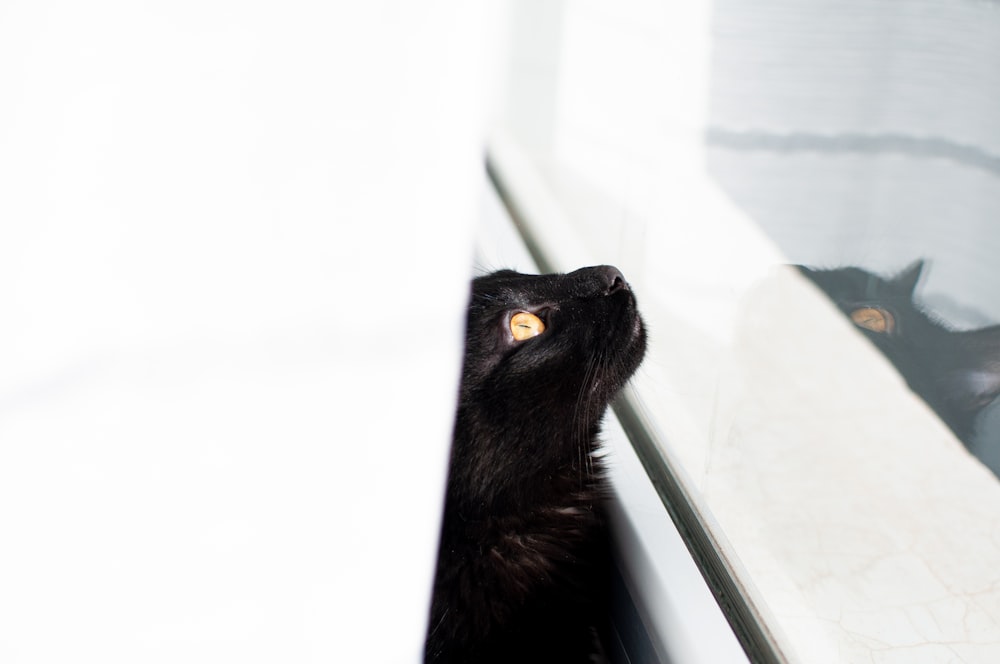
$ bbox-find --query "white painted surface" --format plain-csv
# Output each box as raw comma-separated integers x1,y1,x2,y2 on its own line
0,3,491,662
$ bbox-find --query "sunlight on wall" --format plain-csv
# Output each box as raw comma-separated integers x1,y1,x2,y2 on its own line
0,3,493,662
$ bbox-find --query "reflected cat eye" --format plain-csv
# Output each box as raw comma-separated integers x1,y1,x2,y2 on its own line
850,307,895,334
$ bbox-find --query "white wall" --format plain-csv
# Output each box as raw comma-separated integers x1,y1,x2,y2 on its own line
0,3,493,662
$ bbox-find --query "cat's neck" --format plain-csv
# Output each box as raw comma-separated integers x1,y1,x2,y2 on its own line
446,405,605,518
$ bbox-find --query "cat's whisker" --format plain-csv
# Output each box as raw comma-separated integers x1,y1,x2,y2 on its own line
573,352,601,488
576,349,610,487
426,608,450,641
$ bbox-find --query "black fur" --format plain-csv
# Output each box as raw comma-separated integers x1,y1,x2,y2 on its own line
798,261,1000,446
425,265,647,664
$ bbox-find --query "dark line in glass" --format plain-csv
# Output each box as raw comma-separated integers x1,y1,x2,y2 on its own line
707,127,1000,177
612,395,787,664
485,155,787,664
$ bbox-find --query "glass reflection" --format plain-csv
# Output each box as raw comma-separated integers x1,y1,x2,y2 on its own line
799,261,1000,476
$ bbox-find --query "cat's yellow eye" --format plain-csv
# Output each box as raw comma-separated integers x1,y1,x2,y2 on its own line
850,307,895,334
510,312,545,341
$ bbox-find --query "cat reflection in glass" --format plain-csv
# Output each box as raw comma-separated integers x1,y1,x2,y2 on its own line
798,261,1000,467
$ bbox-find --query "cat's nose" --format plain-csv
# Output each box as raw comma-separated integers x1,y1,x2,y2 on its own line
595,265,628,295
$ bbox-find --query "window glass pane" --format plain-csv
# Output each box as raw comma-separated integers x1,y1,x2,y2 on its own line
492,2,1000,662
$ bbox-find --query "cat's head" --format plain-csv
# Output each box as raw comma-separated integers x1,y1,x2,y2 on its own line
462,265,645,411
797,260,926,338
452,265,646,499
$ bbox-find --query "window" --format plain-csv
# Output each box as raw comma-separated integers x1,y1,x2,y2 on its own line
488,2,1000,663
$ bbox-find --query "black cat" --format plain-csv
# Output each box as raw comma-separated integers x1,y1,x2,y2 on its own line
425,265,647,664
797,261,1000,446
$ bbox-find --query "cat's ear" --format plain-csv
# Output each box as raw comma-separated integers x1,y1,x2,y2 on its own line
892,259,925,296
